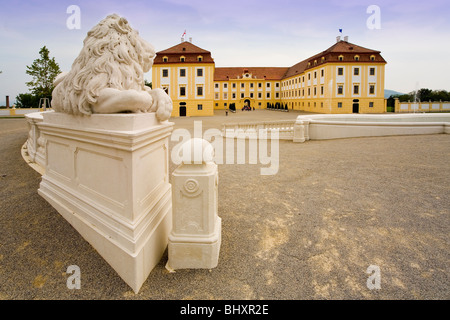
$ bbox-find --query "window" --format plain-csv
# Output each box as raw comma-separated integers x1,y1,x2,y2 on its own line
266,83,271,88
314,71,317,79
370,55,376,61
240,93,244,98
250,93,254,98
258,92,262,99
241,83,245,89
354,85,359,95
354,55,360,61
314,87,317,95
308,88,310,96
276,92,279,98
197,56,203,62
354,68,359,76
180,56,185,62
224,93,228,99
250,83,254,88
215,83,219,89
369,102,374,108
197,86,203,96
197,68,203,77
163,57,168,62
232,83,236,89
321,86,324,95
308,73,311,80
180,69,186,77
232,93,236,99
370,68,375,76
321,69,324,77
337,85,344,95
338,55,344,61
162,69,169,77
215,93,219,99
224,83,228,89
163,87,169,94
276,82,280,88
258,83,262,88
369,85,375,94
266,93,270,98
338,102,343,108
180,86,186,96
197,104,203,110
321,102,323,108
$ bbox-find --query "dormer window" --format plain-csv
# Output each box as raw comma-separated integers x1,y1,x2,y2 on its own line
370,55,376,61
180,56,185,62
354,55,360,61
321,57,325,62
163,56,168,62
338,55,344,61
197,55,203,62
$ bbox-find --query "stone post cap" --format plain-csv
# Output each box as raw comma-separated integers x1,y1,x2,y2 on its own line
180,138,214,164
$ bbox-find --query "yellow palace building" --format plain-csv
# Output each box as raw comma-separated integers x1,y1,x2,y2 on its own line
152,36,387,117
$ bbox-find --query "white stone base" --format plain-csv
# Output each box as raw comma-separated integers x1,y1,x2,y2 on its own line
37,111,173,293
168,217,222,270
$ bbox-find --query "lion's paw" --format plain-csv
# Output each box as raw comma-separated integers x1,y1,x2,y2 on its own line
149,88,173,121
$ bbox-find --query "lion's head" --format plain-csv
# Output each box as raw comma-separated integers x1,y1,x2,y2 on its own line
51,14,156,115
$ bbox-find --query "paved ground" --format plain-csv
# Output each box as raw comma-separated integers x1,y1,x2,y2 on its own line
0,110,449,300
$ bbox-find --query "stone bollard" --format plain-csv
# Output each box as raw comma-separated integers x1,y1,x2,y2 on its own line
293,120,305,143
167,138,221,270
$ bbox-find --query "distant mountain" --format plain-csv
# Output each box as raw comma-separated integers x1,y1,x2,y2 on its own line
385,89,405,99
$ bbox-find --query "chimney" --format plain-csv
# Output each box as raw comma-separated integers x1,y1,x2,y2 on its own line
6,96,9,109
336,36,341,43
181,37,185,43
344,36,349,42
189,37,192,43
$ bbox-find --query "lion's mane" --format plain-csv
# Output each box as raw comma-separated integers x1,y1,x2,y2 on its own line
51,14,155,115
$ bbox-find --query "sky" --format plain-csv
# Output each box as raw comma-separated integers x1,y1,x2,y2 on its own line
1,0,450,105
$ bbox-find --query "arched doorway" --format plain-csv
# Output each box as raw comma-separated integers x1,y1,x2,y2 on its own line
243,99,251,111
352,99,359,113
179,102,187,117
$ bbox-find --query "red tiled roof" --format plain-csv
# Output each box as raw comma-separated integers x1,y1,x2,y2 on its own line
156,41,212,55
154,41,214,64
214,67,289,81
284,41,386,78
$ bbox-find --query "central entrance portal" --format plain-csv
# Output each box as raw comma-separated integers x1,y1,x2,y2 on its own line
243,99,251,111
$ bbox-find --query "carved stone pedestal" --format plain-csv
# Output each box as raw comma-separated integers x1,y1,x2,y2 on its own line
167,139,221,270
37,112,173,293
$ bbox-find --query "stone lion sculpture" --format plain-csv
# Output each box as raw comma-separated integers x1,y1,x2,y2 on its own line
51,14,172,121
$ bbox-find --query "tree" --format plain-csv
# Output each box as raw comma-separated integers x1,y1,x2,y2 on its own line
144,80,152,89
26,46,61,98
15,93,40,108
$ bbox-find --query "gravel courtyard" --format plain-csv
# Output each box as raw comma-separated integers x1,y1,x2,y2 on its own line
0,110,449,300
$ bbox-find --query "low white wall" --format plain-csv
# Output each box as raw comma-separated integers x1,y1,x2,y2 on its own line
297,114,450,141
0,108,46,116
